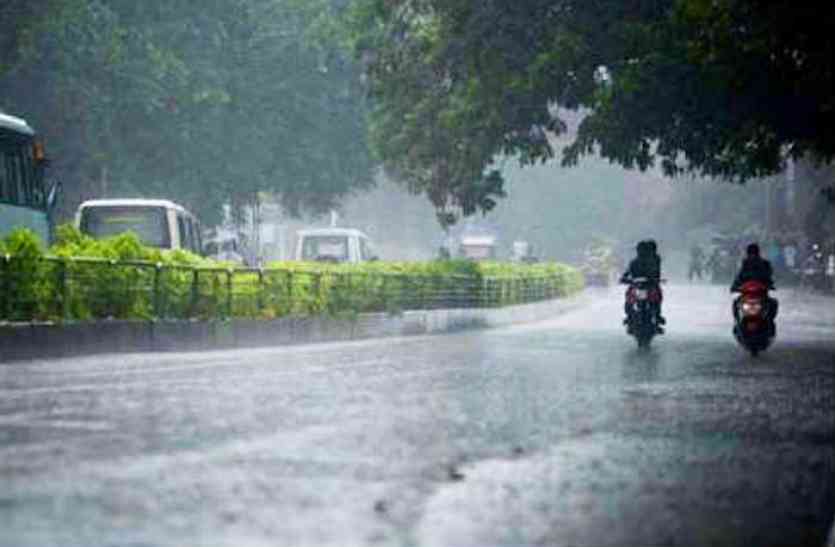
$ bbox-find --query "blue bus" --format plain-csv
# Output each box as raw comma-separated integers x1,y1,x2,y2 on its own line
0,112,57,243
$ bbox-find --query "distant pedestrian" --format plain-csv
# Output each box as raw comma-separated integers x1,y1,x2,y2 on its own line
766,239,782,270
783,241,797,270
688,245,704,281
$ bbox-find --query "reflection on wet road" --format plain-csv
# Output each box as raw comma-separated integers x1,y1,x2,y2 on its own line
1,284,833,546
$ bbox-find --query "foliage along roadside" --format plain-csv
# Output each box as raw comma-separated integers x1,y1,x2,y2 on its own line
347,1,835,225
0,227,584,323
1,0,373,225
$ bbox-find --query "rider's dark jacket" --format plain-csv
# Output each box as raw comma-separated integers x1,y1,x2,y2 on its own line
621,254,661,284
731,256,774,291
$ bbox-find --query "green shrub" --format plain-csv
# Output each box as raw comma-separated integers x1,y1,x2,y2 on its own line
0,229,49,320
0,226,584,322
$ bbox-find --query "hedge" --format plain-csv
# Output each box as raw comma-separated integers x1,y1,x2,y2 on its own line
0,227,584,322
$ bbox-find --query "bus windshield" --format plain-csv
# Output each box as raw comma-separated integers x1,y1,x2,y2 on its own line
80,206,170,248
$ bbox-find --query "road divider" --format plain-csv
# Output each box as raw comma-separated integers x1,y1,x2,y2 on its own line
0,292,589,362
0,228,586,360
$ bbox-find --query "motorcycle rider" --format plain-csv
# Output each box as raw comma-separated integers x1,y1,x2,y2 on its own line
731,243,778,335
800,243,826,291
620,240,665,332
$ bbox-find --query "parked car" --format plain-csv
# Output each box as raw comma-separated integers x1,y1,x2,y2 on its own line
294,227,378,264
76,198,203,255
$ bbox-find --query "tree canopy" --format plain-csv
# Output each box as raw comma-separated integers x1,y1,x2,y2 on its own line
350,0,835,225
1,0,373,224
4,1,832,227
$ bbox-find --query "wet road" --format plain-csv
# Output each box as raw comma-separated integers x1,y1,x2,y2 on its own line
1,284,834,547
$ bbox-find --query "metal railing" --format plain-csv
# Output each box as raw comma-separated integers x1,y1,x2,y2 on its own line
0,255,573,323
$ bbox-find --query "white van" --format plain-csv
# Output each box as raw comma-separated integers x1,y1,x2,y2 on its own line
294,227,378,264
459,234,497,261
76,199,203,255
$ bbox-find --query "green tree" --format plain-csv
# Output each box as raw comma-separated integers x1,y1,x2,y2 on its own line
349,0,835,224
1,0,373,225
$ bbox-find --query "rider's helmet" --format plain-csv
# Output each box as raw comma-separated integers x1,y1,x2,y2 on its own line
746,243,760,257
645,239,657,254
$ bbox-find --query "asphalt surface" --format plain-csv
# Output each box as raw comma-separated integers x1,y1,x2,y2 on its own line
1,284,833,547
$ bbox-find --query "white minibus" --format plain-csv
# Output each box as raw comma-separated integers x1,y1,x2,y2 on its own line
76,199,203,254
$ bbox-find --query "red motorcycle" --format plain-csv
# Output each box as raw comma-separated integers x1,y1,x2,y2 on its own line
732,280,775,356
623,277,664,348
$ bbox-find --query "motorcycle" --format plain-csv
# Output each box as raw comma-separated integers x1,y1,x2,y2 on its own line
623,277,664,348
799,246,827,293
732,280,775,356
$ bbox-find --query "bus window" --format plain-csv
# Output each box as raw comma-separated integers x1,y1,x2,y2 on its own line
21,145,37,207
2,152,21,204
80,206,171,248
177,215,189,251
7,147,37,207
18,149,30,205
0,147,38,207
0,152,8,202
12,152,26,205
194,223,203,255
188,218,200,254
184,218,193,253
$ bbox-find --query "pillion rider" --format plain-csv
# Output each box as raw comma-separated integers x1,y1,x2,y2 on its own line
731,243,778,335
